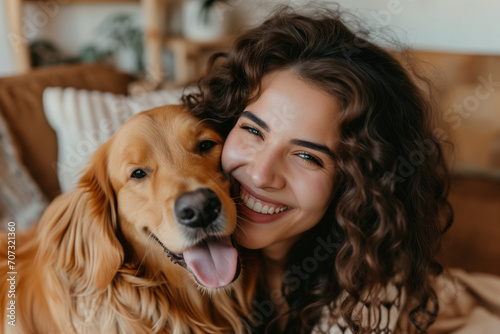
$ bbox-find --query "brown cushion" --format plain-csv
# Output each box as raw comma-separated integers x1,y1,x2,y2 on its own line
440,176,500,275
0,63,135,200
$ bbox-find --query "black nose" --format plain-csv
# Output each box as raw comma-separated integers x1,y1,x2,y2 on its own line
174,188,221,228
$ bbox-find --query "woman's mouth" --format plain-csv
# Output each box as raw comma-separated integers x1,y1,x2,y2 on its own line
237,186,291,224
240,189,288,214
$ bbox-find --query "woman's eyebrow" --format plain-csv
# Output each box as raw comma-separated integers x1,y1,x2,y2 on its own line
290,139,335,159
241,111,269,132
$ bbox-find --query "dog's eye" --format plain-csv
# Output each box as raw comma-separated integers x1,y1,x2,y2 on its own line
131,169,147,179
199,140,217,153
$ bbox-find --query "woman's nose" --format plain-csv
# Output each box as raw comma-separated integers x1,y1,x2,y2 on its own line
246,148,285,190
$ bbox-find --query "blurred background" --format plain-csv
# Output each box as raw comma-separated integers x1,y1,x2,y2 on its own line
2,0,500,78
0,0,499,274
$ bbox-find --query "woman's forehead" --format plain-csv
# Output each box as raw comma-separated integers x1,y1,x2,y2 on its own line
245,70,340,143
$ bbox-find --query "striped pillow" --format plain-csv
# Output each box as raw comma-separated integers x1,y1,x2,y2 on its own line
43,87,186,193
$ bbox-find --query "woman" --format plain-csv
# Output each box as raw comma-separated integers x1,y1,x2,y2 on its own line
184,6,500,334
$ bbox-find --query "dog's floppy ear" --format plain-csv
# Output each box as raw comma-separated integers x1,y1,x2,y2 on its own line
37,140,124,290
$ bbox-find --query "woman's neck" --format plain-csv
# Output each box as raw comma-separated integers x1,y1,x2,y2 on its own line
261,257,290,332
261,234,301,265
262,255,285,291
259,236,303,331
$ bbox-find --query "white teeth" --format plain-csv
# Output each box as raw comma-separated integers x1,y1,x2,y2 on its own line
240,190,288,215
246,197,255,209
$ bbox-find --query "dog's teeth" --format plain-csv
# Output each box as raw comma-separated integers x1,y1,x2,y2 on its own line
261,205,269,214
268,207,275,214
253,202,262,212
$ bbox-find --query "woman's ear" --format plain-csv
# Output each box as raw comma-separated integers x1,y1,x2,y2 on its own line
37,140,124,290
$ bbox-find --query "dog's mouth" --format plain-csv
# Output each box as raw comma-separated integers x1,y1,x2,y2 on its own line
151,233,240,289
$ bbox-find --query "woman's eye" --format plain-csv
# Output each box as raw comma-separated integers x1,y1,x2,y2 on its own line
297,152,324,167
199,140,217,152
240,125,263,138
131,169,147,179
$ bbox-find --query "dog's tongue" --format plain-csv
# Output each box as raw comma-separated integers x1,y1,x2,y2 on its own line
183,236,238,289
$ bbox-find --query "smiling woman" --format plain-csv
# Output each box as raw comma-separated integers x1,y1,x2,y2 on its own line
184,5,500,334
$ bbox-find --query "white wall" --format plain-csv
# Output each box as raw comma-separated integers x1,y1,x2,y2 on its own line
1,0,500,77
338,0,500,53
233,0,500,53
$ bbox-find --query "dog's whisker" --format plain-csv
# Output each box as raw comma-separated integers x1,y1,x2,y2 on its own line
234,228,249,240
233,218,250,240
235,214,251,224
135,225,163,277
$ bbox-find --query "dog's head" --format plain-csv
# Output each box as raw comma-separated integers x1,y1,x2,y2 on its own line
108,106,238,289
40,106,239,290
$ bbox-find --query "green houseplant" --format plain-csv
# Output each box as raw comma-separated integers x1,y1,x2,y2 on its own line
80,14,144,74
182,0,229,41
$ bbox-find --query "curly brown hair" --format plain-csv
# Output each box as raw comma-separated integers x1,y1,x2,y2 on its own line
184,5,453,334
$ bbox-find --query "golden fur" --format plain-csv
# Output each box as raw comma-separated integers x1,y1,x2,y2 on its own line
1,106,254,334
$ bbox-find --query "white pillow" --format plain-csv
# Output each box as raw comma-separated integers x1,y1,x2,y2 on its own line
43,87,186,193
0,113,49,230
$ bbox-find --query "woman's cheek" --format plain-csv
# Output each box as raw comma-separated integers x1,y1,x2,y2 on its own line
221,132,246,173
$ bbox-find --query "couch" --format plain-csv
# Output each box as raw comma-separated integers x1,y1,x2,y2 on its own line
0,63,135,201
0,60,499,276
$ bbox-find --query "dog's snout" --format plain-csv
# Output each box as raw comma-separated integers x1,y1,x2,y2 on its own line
174,188,221,228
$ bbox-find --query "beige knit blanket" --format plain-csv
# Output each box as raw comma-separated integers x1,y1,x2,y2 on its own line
314,268,500,333
428,268,500,333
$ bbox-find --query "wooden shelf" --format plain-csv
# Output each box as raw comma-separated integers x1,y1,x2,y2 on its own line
164,35,234,86
4,0,233,87
3,0,153,75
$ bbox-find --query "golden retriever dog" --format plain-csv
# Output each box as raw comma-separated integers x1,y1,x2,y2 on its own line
0,106,253,334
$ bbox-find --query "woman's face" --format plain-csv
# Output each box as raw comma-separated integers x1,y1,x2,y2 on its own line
221,70,339,258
